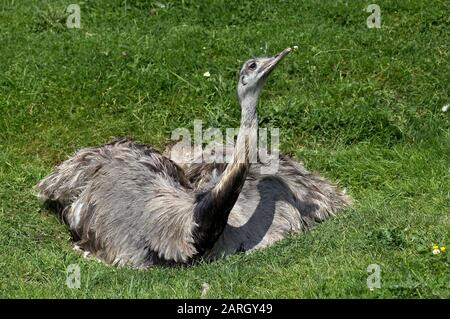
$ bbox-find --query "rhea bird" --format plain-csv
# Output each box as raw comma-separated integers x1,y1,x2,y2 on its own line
36,48,350,268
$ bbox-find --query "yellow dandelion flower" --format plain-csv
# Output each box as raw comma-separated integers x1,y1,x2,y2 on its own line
432,245,439,250
440,246,446,252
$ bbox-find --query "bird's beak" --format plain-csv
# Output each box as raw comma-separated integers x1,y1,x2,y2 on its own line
259,47,292,76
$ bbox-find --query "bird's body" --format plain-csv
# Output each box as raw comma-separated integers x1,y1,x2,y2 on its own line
36,48,351,268
39,138,199,267
167,143,350,259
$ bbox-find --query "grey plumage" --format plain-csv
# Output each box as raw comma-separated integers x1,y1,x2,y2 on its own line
166,144,350,260
36,48,350,268
38,139,197,267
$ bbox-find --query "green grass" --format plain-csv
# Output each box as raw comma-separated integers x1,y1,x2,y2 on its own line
0,0,449,298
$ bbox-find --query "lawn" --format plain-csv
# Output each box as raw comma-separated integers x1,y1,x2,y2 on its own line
0,0,449,298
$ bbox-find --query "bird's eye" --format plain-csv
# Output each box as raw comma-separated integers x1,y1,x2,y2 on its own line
248,62,257,70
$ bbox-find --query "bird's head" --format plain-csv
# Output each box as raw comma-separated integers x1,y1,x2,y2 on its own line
237,47,292,104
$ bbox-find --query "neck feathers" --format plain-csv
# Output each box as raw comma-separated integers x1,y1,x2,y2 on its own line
192,96,258,255
213,114,257,195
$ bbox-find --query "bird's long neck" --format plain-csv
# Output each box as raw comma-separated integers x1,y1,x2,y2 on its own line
214,97,257,198
192,95,258,255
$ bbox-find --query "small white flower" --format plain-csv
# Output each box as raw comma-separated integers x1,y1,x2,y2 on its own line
203,71,210,77
432,248,441,255
442,104,449,112
293,45,299,50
